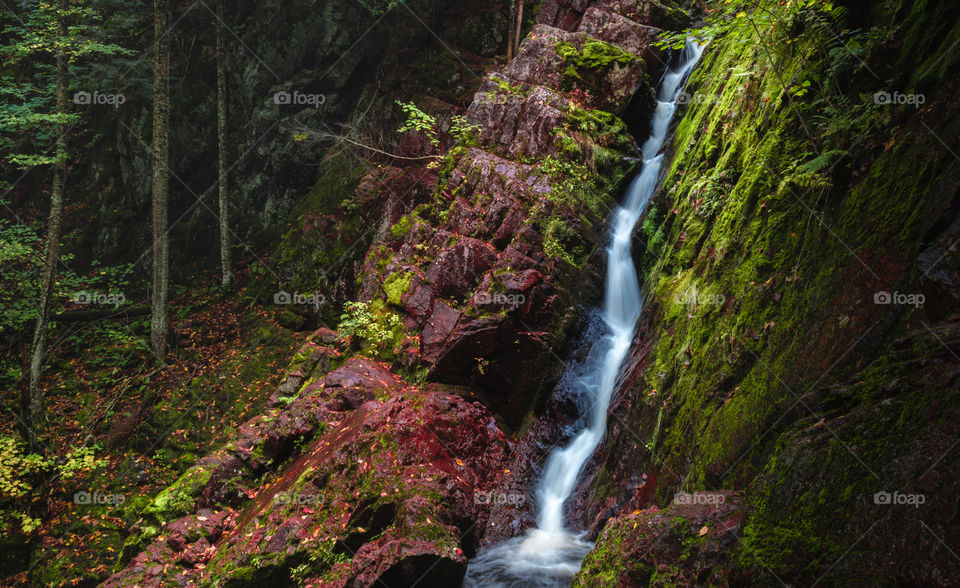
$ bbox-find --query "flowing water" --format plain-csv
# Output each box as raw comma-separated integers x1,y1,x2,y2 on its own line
463,41,704,587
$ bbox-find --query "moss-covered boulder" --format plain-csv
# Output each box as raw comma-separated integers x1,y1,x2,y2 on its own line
574,491,743,586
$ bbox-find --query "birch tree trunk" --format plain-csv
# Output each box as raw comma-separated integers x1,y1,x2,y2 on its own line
151,0,171,363
26,1,69,448
216,0,232,286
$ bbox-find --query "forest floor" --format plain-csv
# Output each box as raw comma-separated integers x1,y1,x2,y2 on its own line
1,263,309,585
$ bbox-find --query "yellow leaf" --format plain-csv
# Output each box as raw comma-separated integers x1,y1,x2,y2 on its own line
736,11,747,17
699,526,709,536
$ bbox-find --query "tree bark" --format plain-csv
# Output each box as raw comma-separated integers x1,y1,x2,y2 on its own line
151,0,170,363
506,0,515,62
513,0,524,60
216,0,232,286
26,2,69,448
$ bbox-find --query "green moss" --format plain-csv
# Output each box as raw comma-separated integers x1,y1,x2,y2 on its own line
141,466,213,524
556,39,639,90
492,74,527,96
434,145,469,199
542,217,588,267
565,105,632,148
383,271,413,307
390,215,413,239
573,517,647,586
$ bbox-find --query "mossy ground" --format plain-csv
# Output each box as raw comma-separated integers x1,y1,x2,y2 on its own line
16,287,305,586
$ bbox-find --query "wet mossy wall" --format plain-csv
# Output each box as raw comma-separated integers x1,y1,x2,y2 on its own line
580,0,960,583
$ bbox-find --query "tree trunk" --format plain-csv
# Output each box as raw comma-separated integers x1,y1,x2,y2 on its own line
151,0,170,363
216,0,232,286
513,0,524,59
506,0,515,62
26,3,69,448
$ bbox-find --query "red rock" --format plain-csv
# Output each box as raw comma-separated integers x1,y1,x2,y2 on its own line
425,238,498,300
578,6,658,57
403,281,436,322
178,537,211,567
538,0,590,30
466,81,571,158
315,327,339,344
421,301,461,363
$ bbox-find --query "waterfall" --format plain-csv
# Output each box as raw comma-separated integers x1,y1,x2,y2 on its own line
464,41,705,587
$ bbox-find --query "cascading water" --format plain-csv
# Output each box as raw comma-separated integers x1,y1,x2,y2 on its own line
464,41,704,587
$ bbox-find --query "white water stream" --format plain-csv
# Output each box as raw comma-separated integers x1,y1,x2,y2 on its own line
463,41,704,587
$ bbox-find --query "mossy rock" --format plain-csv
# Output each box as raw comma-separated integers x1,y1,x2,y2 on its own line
556,39,639,92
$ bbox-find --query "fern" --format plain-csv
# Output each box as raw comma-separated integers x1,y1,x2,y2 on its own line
798,149,850,176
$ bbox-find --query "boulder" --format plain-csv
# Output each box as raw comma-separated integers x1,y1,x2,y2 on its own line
573,491,744,586
109,387,509,587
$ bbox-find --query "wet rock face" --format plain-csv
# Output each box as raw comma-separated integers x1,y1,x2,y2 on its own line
352,0,665,428
574,0,960,584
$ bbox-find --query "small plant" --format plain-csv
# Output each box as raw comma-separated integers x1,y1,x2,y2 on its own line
396,102,480,149
0,436,106,535
389,215,413,239
450,114,480,143
340,196,358,212
337,301,406,359
396,101,439,147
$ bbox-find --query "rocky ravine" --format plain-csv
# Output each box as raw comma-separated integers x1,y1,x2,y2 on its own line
107,1,694,585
